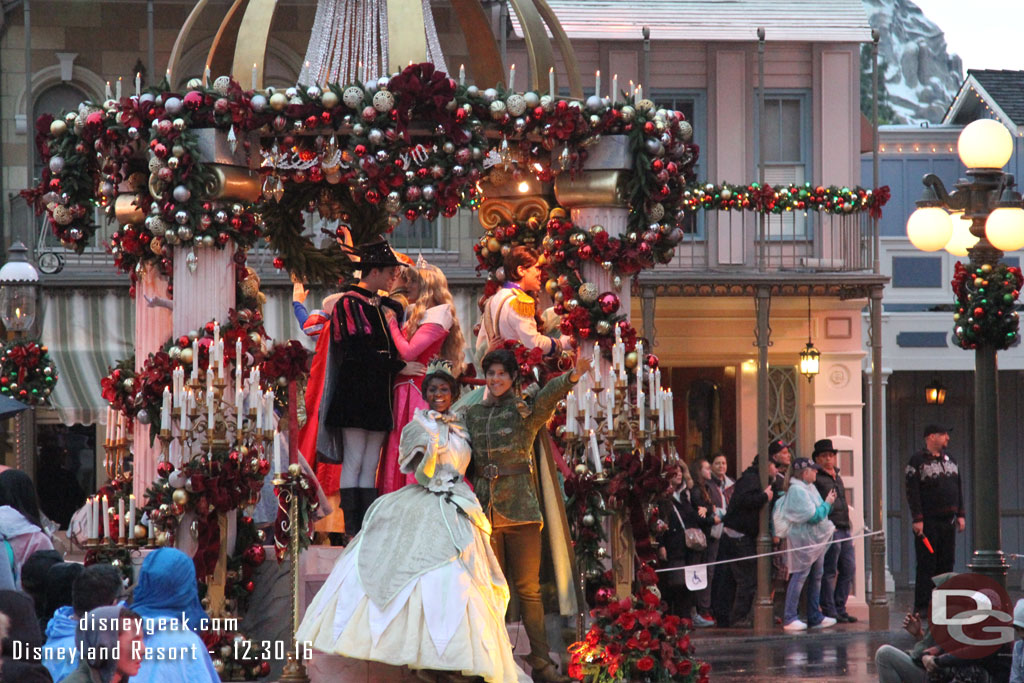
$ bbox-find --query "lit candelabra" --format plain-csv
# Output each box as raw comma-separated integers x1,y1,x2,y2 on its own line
562,332,677,476
156,327,286,475
82,410,139,548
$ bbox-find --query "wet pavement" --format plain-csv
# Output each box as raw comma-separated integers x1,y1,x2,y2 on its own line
690,591,916,681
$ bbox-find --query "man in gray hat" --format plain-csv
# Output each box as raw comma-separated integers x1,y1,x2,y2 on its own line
905,424,965,615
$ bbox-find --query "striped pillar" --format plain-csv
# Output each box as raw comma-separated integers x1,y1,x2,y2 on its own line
132,264,173,501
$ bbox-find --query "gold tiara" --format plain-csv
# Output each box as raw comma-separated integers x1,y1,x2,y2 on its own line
426,358,456,379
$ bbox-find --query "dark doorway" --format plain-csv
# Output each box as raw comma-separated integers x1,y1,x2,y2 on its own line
668,367,737,475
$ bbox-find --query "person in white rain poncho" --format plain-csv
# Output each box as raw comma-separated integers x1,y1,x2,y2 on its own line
775,458,838,632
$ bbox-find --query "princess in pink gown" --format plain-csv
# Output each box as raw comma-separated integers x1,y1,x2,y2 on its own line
377,264,465,495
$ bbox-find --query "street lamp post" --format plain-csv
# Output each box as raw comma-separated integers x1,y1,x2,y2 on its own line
0,242,40,475
906,119,1024,586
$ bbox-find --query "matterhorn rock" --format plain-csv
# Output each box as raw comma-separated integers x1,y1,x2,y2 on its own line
862,0,962,124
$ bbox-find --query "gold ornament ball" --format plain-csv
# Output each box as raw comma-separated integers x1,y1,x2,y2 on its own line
155,531,169,546
321,90,339,109
545,279,559,296
239,445,250,455
486,237,501,253
201,597,211,609
134,524,148,539
50,119,68,136
595,320,612,336
269,92,289,111
590,225,605,236
288,463,302,477
179,348,193,365
625,351,638,369
172,488,189,506
574,463,588,475
220,645,233,659
578,283,598,303
212,660,225,675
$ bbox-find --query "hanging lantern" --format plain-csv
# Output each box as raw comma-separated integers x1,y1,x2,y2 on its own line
799,295,819,382
799,342,820,382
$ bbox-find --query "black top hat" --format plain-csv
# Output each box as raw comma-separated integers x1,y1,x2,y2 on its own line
923,424,952,438
352,238,406,269
812,438,838,459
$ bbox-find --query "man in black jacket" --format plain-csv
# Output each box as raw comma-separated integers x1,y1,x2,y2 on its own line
906,424,965,615
719,455,775,627
812,438,857,624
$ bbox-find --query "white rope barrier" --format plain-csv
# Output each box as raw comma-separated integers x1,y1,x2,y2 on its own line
655,529,885,573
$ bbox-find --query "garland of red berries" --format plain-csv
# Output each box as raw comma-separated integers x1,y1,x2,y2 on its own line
0,340,58,405
952,261,1023,350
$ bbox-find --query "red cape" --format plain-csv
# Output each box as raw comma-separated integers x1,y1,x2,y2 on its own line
298,328,342,495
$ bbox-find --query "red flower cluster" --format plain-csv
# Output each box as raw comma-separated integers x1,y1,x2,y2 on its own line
568,583,708,682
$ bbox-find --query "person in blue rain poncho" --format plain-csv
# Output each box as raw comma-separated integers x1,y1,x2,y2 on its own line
129,547,220,682
775,458,837,632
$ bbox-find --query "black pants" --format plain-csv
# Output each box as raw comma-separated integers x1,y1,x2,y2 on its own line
913,516,957,614
720,534,757,624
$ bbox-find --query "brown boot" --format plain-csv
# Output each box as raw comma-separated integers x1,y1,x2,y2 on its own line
530,661,570,683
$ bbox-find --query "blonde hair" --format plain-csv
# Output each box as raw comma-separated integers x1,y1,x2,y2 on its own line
404,265,465,377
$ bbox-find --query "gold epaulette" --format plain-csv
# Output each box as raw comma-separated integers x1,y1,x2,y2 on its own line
509,288,536,318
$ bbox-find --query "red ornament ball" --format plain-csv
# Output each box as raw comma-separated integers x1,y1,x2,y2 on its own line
272,257,284,269
597,292,620,315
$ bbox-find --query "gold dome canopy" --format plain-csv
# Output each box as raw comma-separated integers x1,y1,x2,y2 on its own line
167,0,582,98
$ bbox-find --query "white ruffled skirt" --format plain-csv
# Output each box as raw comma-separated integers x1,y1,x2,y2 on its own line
296,486,529,683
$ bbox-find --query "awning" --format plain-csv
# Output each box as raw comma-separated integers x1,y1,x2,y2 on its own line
41,289,133,426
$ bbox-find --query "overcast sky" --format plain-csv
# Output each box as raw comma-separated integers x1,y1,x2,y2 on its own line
912,0,1024,72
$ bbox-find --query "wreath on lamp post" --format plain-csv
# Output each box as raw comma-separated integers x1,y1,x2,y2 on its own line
0,340,58,405
952,261,1023,350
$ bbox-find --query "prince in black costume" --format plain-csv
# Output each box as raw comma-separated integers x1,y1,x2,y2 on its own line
320,238,410,538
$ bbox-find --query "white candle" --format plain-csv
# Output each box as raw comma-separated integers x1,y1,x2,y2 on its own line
207,388,214,434
101,496,109,540
255,390,263,430
591,342,600,384
274,429,282,474
213,321,220,349
135,72,141,97
594,70,600,99
583,398,592,434
612,74,618,102
181,388,190,434
629,80,634,100
165,69,171,85
667,390,674,430
203,65,210,87
148,515,154,541
161,387,171,431
636,84,643,104
509,64,516,92
549,67,555,96
93,496,101,539
129,494,136,538
252,63,258,90
117,497,125,541
105,81,112,100
605,390,613,433
565,392,575,435
235,392,243,431
116,77,122,100
265,390,274,430
589,429,603,473
459,64,465,86
618,350,626,383
86,497,94,539
637,390,645,432
192,339,199,378
235,339,243,396
659,391,667,433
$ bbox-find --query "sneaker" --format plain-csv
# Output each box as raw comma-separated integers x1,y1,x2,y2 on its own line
783,619,808,631
693,614,715,628
837,614,858,623
699,613,717,626
811,616,837,629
